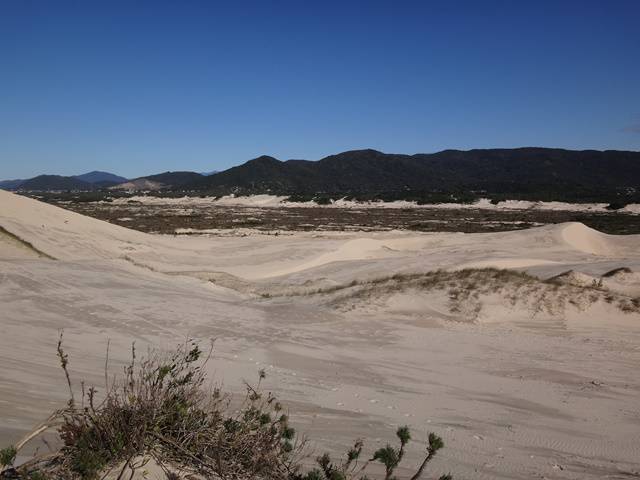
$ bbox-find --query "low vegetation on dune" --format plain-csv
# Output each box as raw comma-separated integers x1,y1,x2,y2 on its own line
0,335,451,480
259,268,640,320
0,226,56,260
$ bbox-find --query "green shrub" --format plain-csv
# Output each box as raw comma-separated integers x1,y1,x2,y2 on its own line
0,336,452,480
0,446,16,467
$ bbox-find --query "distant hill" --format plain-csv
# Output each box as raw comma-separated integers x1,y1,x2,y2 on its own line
0,171,127,191
19,175,93,191
186,148,640,202
111,171,203,191
0,179,25,190
4,148,640,201
74,171,128,185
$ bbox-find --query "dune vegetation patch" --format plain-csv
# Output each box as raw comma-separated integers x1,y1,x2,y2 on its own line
258,268,640,321
0,335,452,480
0,226,56,260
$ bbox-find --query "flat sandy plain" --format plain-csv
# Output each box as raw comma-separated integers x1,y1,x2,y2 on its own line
1,190,640,479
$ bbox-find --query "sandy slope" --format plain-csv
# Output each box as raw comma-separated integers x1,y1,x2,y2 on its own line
1,190,640,479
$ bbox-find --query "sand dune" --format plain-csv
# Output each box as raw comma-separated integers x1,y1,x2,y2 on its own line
560,222,618,256
1,190,640,479
3,190,639,276
0,190,154,260
112,193,640,214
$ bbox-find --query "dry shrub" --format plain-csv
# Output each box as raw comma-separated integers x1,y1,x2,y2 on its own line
0,334,451,480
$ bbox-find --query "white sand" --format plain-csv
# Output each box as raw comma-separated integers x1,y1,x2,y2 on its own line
110,194,640,214
1,190,640,479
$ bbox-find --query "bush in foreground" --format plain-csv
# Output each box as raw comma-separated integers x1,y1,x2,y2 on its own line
0,335,451,480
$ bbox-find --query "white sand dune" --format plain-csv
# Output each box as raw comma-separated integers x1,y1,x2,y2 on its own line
110,194,640,214
1,190,640,480
560,222,618,256
3,191,638,275
0,189,155,260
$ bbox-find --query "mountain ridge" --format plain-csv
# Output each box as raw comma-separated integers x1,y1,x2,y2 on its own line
74,171,128,184
0,171,128,191
3,148,640,202
186,147,640,201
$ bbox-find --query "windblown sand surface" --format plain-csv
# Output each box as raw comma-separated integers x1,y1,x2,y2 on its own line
1,190,640,479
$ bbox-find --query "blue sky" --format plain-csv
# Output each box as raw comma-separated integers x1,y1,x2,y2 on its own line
1,0,639,179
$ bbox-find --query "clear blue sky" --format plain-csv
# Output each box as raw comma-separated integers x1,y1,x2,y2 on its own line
1,0,639,179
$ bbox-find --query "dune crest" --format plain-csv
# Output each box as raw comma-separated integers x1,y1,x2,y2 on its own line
560,222,616,256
